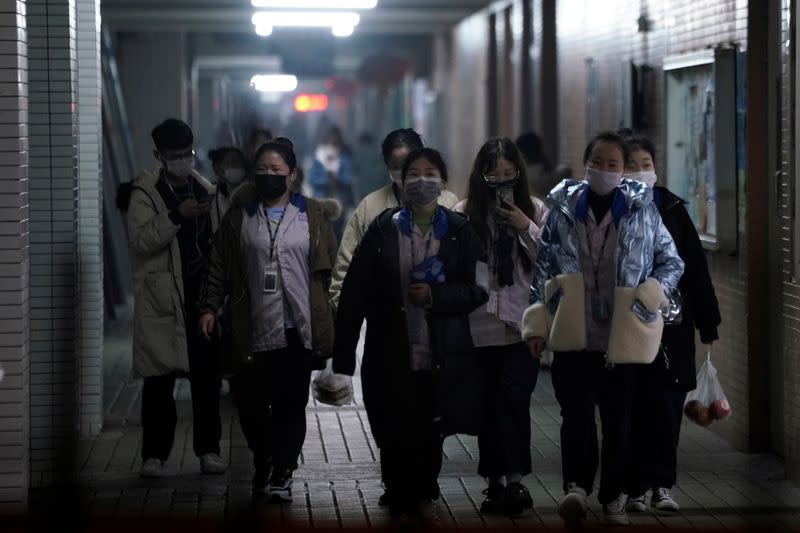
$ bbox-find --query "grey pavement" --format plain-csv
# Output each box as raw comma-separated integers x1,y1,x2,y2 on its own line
25,320,800,530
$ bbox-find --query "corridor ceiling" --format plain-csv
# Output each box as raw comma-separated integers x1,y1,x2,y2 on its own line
102,0,497,34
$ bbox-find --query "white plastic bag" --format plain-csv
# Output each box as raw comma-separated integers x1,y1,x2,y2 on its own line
683,348,731,426
312,359,354,406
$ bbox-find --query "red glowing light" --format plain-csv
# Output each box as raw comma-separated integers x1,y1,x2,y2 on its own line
294,94,329,112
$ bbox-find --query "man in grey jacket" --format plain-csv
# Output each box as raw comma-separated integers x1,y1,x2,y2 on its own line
126,119,224,478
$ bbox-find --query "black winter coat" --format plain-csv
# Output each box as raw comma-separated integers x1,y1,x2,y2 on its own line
653,187,721,390
332,207,489,445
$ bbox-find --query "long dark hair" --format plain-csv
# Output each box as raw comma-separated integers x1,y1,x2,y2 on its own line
464,137,537,246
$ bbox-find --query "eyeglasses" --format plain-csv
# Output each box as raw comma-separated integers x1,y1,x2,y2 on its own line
483,170,518,184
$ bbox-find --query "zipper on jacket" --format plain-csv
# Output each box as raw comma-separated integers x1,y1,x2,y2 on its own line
661,344,670,370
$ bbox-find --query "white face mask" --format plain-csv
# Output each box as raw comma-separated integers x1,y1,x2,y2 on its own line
585,167,622,196
224,168,245,185
389,169,403,185
166,157,194,178
625,170,658,188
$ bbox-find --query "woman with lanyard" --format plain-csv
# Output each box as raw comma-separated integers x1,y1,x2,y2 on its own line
198,137,338,502
332,148,488,521
454,138,548,516
522,131,684,526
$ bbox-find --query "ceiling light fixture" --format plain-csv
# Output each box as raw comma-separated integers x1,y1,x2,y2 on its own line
250,74,298,93
252,0,376,8
252,11,360,37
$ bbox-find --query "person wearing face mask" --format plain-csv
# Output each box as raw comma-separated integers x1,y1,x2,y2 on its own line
308,126,355,238
126,119,224,478
619,132,720,515
453,138,548,516
522,131,684,526
333,148,488,521
198,137,337,503
208,147,249,232
330,128,458,311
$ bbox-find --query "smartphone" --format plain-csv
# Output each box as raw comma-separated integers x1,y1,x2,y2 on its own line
496,188,514,210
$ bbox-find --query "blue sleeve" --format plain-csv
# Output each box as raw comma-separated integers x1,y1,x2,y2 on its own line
338,155,354,185
308,160,327,187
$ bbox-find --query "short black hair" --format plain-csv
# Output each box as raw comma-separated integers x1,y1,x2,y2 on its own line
401,147,448,183
582,131,630,165
151,118,193,152
617,129,657,165
254,136,297,171
381,128,424,164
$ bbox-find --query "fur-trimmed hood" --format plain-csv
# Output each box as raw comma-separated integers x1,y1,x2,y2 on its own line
230,181,343,222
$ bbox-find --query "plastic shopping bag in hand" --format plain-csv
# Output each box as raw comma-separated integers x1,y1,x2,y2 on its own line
312,359,354,407
683,348,732,426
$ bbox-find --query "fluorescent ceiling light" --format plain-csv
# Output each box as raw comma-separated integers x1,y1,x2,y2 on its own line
255,25,273,36
252,11,360,27
252,0,376,7
250,74,298,92
331,24,355,37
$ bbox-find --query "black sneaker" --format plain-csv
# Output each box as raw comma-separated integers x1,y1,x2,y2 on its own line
479,482,506,514
504,482,533,515
378,489,392,507
268,469,293,503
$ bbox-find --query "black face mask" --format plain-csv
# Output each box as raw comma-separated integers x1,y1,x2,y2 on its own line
255,173,289,200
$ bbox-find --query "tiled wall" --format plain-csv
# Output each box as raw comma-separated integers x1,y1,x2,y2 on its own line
778,0,800,480
76,0,101,437
0,0,30,514
26,0,79,486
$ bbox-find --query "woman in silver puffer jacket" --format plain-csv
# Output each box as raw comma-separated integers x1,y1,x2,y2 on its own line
522,131,684,527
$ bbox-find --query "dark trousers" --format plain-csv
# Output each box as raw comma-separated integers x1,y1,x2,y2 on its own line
551,351,635,504
141,308,222,461
380,371,444,507
627,363,687,496
477,342,540,479
231,329,312,473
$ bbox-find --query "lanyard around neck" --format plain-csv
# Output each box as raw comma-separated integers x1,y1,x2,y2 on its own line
263,205,288,264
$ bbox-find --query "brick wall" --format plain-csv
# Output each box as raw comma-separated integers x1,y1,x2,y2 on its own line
778,0,800,479
27,0,79,486
554,0,751,451
0,0,29,514
76,0,102,437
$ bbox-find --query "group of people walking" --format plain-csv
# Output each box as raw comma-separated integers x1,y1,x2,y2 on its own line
120,118,720,526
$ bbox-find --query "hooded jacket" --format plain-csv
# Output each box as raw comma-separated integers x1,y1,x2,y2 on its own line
199,182,340,372
332,207,488,441
652,186,721,389
329,183,459,309
522,179,685,364
126,168,216,378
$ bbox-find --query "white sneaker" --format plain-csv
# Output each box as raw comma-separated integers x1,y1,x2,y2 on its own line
651,487,680,512
200,453,226,475
558,483,588,522
625,493,647,513
603,492,631,526
140,458,165,478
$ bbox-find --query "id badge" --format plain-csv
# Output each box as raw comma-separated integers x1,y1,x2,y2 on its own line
263,267,278,294
591,293,611,323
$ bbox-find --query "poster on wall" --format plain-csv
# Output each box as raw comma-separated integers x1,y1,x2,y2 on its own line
664,48,738,252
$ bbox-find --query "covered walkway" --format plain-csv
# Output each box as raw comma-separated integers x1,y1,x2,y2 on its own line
21,320,800,530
